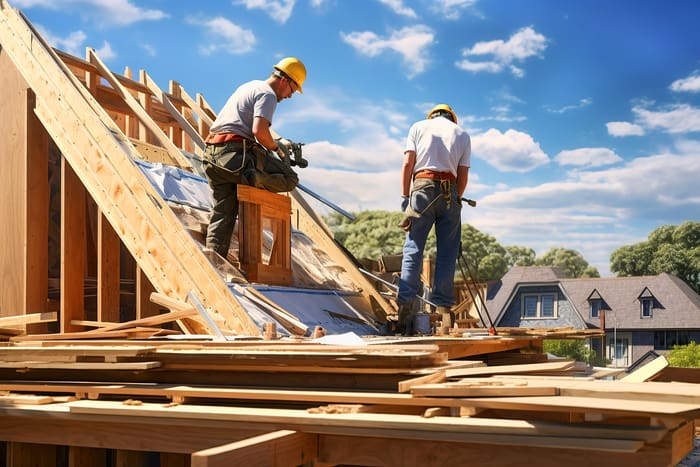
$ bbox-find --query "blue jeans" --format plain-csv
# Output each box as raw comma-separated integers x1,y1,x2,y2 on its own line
398,179,461,307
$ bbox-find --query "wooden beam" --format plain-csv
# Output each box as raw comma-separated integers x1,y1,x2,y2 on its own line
84,49,192,171
0,5,260,336
61,156,86,333
97,210,121,323
191,430,317,467
0,312,57,327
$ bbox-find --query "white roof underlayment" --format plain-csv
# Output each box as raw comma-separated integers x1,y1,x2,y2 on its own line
135,160,384,337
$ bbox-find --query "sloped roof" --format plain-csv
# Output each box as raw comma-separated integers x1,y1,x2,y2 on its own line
560,272,700,329
488,267,700,330
486,266,568,324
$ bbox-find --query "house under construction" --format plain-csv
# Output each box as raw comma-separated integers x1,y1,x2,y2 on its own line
1,1,699,466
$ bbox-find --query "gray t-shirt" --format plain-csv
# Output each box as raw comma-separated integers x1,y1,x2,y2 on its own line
210,80,277,141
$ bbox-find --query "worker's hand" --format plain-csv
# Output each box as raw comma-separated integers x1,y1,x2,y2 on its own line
401,196,409,212
274,138,292,161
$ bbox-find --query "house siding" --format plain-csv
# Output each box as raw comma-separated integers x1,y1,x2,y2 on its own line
499,285,585,328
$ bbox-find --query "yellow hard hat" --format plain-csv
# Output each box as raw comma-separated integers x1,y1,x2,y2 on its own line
274,57,306,93
427,104,457,124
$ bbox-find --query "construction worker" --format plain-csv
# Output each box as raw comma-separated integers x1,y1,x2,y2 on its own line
397,104,471,335
203,57,306,258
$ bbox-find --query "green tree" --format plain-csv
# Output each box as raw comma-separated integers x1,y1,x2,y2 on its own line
668,341,700,368
610,221,700,294
328,210,408,259
543,339,605,366
536,247,600,278
458,224,508,281
505,245,536,267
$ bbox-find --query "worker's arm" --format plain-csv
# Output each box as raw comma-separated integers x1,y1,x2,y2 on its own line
401,150,416,197
252,116,278,151
456,165,469,197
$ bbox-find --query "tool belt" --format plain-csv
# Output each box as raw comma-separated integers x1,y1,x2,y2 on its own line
205,132,249,145
414,170,455,182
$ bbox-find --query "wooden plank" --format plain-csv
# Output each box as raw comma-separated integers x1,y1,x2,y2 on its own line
85,49,191,171
0,412,264,454
67,400,668,446
61,156,86,333
0,361,161,370
7,442,57,466
97,210,121,323
459,395,700,417
316,433,670,467
69,446,108,467
0,312,57,327
410,381,558,398
0,5,260,336
191,430,317,467
0,54,49,323
445,360,575,378
621,355,669,382
397,369,445,393
141,71,205,153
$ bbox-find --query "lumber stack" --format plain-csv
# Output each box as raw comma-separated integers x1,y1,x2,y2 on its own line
0,339,697,466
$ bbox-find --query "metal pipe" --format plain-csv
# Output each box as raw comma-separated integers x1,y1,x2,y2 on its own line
297,183,356,221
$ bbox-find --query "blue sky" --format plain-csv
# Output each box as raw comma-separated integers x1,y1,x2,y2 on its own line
12,0,700,276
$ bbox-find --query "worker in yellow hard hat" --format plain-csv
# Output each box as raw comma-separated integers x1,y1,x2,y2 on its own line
202,57,307,259
396,103,472,335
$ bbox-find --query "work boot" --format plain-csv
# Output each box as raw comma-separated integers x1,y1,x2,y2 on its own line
436,306,455,328
397,301,417,336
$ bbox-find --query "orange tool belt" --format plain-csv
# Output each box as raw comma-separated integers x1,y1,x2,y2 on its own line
205,132,247,145
414,170,456,181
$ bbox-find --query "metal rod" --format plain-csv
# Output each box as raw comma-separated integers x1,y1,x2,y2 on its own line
297,183,356,221
359,268,439,308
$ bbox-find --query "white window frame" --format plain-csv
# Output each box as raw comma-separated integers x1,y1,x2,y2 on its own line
590,299,602,319
521,293,558,319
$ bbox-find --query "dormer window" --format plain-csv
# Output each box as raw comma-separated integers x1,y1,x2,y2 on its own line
587,289,608,319
638,287,656,319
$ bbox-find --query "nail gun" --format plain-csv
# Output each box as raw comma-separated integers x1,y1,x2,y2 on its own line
288,140,308,168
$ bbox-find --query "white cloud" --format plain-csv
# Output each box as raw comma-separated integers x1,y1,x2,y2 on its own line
456,26,548,77
377,0,417,18
545,97,592,114
141,44,157,57
37,26,86,56
187,17,256,56
234,0,296,24
430,0,479,20
340,25,435,78
632,103,700,134
606,121,645,137
555,148,623,168
670,71,700,93
94,41,116,61
471,128,549,172
13,0,167,27
472,149,700,276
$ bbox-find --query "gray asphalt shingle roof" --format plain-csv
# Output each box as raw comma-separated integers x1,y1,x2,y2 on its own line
487,267,700,330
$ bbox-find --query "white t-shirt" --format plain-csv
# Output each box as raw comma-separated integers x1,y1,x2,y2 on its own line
404,117,471,175
210,80,277,141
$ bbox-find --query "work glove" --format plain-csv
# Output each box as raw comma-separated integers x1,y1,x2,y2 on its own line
401,196,409,212
274,137,293,164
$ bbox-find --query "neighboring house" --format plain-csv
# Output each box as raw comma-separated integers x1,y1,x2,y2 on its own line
485,266,700,368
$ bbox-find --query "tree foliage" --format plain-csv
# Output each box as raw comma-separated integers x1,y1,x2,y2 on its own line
610,221,700,294
543,339,605,366
535,247,599,278
325,210,599,281
668,341,700,368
